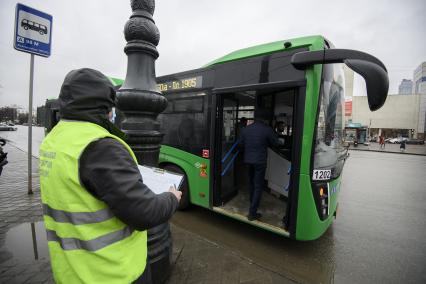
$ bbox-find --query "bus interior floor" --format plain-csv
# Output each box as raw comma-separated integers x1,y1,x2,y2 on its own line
221,187,287,228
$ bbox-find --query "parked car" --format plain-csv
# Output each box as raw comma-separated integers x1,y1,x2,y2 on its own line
388,137,408,144
406,139,425,145
0,123,17,131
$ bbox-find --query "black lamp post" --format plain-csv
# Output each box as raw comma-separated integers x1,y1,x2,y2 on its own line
116,1,172,283
116,0,167,167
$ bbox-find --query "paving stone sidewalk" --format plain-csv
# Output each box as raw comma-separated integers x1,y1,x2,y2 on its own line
0,143,50,284
0,144,294,284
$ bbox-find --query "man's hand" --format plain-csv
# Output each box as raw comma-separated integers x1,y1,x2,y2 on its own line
169,186,182,203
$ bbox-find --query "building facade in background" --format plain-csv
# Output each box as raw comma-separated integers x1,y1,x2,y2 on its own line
0,107,18,123
352,94,426,140
344,66,354,125
398,79,413,95
413,62,426,94
0,104,46,125
348,61,426,141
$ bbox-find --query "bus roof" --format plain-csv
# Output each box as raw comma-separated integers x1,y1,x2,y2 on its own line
109,35,326,86
204,35,325,67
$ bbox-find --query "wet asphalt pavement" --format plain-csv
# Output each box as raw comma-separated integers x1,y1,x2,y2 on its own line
171,151,426,283
2,127,425,283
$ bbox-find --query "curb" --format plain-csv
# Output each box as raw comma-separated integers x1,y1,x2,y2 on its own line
348,148,426,156
2,139,40,159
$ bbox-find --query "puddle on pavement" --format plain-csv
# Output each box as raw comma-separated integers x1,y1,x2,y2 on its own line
4,221,49,263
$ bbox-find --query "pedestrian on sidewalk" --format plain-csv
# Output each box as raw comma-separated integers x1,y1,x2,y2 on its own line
39,68,181,284
400,139,406,152
379,135,386,149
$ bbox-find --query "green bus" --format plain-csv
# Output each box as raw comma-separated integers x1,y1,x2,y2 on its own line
115,35,388,240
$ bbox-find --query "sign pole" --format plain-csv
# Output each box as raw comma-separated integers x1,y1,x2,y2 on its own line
28,54,34,195
13,3,52,195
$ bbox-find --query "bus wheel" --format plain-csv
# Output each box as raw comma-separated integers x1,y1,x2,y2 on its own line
163,165,190,210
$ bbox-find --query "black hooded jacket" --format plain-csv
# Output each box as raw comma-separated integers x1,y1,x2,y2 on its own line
59,68,178,231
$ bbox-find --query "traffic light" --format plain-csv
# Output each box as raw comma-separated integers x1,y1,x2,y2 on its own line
411,129,414,135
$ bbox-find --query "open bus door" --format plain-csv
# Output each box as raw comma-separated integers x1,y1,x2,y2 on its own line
214,95,239,205
211,82,304,236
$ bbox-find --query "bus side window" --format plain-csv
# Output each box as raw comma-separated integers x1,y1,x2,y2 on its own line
159,94,207,156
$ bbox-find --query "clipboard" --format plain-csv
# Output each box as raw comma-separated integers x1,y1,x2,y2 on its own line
138,165,184,195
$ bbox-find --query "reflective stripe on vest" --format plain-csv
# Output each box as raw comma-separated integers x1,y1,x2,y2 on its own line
43,203,114,225
43,203,133,251
46,227,134,251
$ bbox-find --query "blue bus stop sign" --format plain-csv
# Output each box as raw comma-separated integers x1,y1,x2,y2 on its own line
14,3,52,57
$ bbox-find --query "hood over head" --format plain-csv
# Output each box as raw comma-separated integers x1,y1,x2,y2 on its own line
58,68,126,140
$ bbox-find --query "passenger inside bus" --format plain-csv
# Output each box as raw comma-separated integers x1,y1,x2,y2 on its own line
220,89,295,228
239,109,278,221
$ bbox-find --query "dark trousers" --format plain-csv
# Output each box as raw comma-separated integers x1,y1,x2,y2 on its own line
133,262,152,284
248,163,267,216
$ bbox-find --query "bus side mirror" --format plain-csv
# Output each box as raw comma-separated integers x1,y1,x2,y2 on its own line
291,49,389,111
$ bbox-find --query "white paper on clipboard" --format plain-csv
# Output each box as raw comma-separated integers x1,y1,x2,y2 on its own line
138,165,184,195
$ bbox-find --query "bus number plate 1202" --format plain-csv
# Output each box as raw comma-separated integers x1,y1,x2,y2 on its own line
312,169,331,181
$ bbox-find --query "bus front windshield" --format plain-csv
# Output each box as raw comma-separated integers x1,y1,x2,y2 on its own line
313,64,346,179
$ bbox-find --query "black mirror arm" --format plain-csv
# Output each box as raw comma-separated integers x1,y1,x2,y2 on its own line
291,48,389,112
291,49,387,72
344,59,389,111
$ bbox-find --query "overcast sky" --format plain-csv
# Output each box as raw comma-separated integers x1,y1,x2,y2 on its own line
0,0,425,110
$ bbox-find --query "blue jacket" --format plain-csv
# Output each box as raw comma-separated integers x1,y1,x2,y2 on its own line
240,121,278,164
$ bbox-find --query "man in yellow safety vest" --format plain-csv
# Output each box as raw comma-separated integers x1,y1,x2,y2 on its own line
39,68,181,283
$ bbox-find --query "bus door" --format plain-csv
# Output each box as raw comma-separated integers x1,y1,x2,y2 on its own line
215,95,239,204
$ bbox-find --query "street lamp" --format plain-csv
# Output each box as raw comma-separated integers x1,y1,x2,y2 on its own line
116,0,167,167
116,1,171,283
